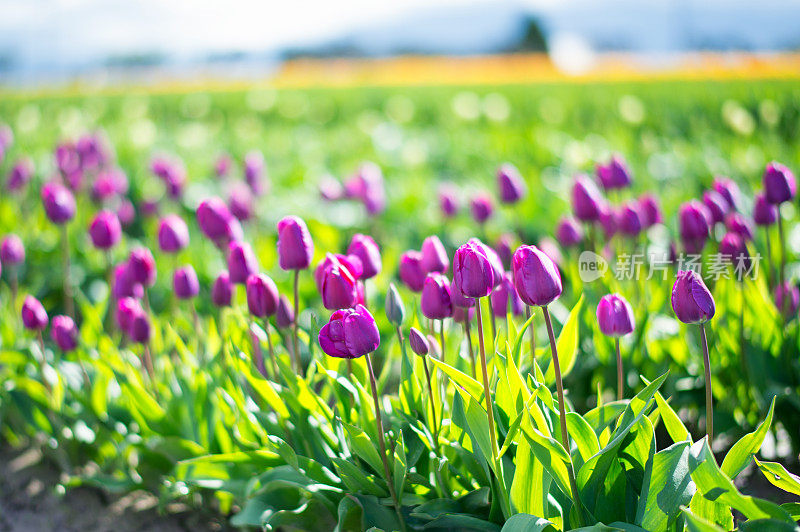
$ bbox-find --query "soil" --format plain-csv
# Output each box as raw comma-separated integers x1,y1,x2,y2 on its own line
0,444,234,532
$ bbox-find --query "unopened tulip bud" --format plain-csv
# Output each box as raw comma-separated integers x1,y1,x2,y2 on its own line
399,250,426,292
173,265,199,300
211,271,232,307
421,273,453,319
277,215,314,270
158,214,189,253
246,273,279,317
763,162,796,205
128,247,156,287
41,182,76,224
318,304,380,359
596,294,635,337
51,315,78,351
385,283,405,326
497,163,527,204
421,235,449,274
21,295,48,331
347,233,382,279
228,241,259,284
408,327,430,357
671,270,715,324
453,241,494,298
89,210,122,250
512,245,562,307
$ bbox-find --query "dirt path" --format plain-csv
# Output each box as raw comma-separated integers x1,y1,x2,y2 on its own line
0,444,233,532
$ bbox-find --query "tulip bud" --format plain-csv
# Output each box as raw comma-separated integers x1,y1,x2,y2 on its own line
712,177,741,211
439,183,459,217
399,250,426,292
117,199,136,228
671,270,715,324
228,241,259,284
1,234,25,265
113,262,144,300
470,194,493,224
229,184,254,222
775,282,800,317
450,280,476,308
753,193,778,227
244,150,268,196
453,241,495,298
497,163,527,204
318,304,380,359
494,234,513,269
158,214,190,253
725,212,754,241
679,200,711,253
211,271,232,307
408,327,430,356
596,155,632,190
763,162,796,205
385,283,405,326
638,194,662,228
598,204,618,240
345,162,386,216
173,265,199,300
719,232,751,272
7,158,33,192
116,297,142,332
512,245,562,307
128,247,156,287
276,295,295,329
21,295,48,330
469,238,504,288
51,315,78,351
596,294,635,337
421,235,449,274
196,197,239,245
277,215,314,270
41,182,76,224
571,174,605,222
491,272,524,317
130,310,151,344
246,273,279,317
702,190,728,225
421,273,453,319
556,217,583,248
347,233,382,279
89,210,122,250
320,254,358,310
215,153,232,178
319,175,344,201
618,203,643,237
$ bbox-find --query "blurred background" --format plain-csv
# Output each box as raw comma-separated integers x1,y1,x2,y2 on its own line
2,0,800,88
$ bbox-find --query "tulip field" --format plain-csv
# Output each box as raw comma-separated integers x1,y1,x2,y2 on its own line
1,79,800,531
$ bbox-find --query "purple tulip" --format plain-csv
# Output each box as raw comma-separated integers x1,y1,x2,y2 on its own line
512,245,562,307
596,294,635,337
421,235,449,274
244,150,268,196
41,182,76,225
775,282,800,318
702,190,729,225
150,155,186,199
571,174,605,222
491,272,524,317
227,241,259,284
276,295,295,329
345,162,385,215
439,184,460,217
596,155,632,190
452,305,475,324
113,263,144,300
556,217,583,247
211,271,232,307
197,197,240,245
315,254,362,289
173,265,199,300
679,200,711,253
117,199,136,228
116,297,142,332
128,247,156,287
246,273,279,317
753,193,778,227
399,250,426,292
6,158,34,192
598,205,619,240
494,234,513,269
453,241,495,299
319,175,344,201
719,232,751,272
140,198,160,218
469,238,504,288
1,234,24,265
638,194,663,228
408,327,430,356
277,216,314,271
763,162,796,205
215,154,232,178
538,238,564,268
55,142,80,177
228,184,254,222
158,214,190,253
618,203,643,237
671,270,715,324
89,210,122,250
347,233,382,279
725,212,754,241
129,310,151,344
470,194,493,224
712,177,741,211
51,315,78,351
497,163,527,204
318,304,380,359
319,254,359,310
450,280,476,309
21,295,48,330
385,283,406,325
421,273,453,319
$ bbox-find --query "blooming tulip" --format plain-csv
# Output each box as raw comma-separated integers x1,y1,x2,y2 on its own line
453,241,494,298
245,150,268,196
597,293,635,399
713,177,741,211
318,304,380,359
719,232,751,273
1,235,24,265
197,198,240,245
775,282,799,318
116,297,142,332
276,295,294,329
725,212,754,241
113,263,144,300
347,233,382,279
439,184,460,217
702,190,728,225
753,193,777,226
679,201,711,254
638,194,662,228
320,254,359,310
7,158,33,192
490,272,524,317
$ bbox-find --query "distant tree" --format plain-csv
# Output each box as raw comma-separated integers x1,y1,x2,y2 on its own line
512,16,548,53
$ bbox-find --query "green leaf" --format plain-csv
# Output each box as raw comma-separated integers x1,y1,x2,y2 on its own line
682,508,726,532
566,412,600,469
429,356,484,403
520,422,572,500
544,294,584,383
721,397,775,479
642,376,689,444
635,441,694,532
780,502,800,520
500,513,555,532
331,457,388,497
738,519,800,531
755,459,800,497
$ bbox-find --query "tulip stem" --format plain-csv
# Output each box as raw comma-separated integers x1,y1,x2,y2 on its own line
292,269,301,375
36,331,51,394
543,305,584,527
777,213,788,317
365,353,406,532
615,338,623,401
61,225,74,319
699,322,713,442
264,319,279,380
464,318,476,378
526,305,536,371
474,298,498,464
488,302,497,347
142,343,159,400
764,227,773,288
422,355,440,453
439,319,445,361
